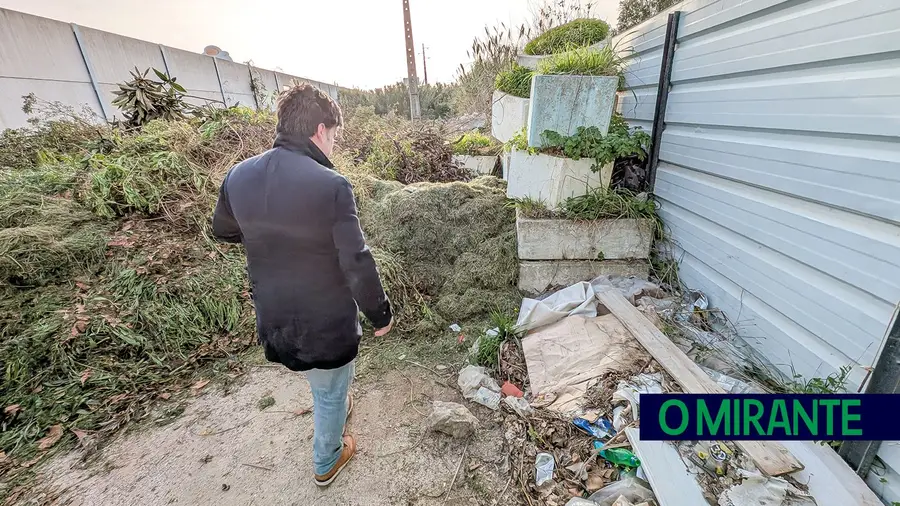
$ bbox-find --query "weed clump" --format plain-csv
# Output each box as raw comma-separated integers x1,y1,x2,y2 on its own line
494,64,535,99
524,18,610,56
536,44,625,77
451,130,502,156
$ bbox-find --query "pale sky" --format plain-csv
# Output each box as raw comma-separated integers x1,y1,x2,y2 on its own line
0,0,618,89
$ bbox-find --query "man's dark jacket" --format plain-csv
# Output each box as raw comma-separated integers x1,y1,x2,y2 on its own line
211,133,392,371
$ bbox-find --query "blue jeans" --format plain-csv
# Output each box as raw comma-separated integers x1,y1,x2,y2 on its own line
305,360,354,475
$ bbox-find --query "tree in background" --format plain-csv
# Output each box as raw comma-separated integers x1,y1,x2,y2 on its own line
616,0,679,32
339,82,454,120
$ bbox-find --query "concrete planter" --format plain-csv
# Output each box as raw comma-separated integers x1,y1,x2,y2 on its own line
505,150,612,209
518,260,648,295
517,53,551,70
527,75,619,148
517,216,653,260
453,155,498,176
491,90,530,143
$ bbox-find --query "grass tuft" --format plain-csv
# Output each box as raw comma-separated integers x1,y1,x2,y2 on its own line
494,64,535,99
524,18,610,56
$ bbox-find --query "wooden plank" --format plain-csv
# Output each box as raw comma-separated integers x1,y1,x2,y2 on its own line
625,427,708,506
596,289,804,476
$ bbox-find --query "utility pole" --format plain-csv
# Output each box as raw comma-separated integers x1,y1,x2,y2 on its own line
421,43,428,85
401,0,421,120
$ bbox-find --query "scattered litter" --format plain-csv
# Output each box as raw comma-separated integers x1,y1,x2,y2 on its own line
595,444,640,469
457,365,500,400
587,477,656,506
565,499,600,506
718,469,816,506
503,396,533,417
449,323,462,332
485,327,499,337
612,405,628,432
612,373,663,424
691,441,732,477
566,462,589,481
535,452,556,486
689,290,709,311
573,417,614,439
472,386,502,410
501,381,524,398
517,281,598,331
522,315,647,412
591,275,664,306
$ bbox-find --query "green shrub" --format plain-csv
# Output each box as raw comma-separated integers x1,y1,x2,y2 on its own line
452,130,501,156
524,18,610,56
494,64,535,98
537,44,626,77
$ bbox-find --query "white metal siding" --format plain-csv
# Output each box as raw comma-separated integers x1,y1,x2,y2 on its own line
616,1,900,502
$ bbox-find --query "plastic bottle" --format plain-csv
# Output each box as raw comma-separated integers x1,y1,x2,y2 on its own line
594,442,641,468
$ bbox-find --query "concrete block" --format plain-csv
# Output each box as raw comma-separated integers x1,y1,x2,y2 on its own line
527,75,618,148
491,90,529,143
501,151,511,180
519,260,648,295
506,151,612,209
517,217,653,260
453,155,498,176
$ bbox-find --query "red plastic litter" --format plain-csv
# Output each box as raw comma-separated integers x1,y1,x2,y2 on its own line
501,381,524,398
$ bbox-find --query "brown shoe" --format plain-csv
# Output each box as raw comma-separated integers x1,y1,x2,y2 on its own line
314,435,356,487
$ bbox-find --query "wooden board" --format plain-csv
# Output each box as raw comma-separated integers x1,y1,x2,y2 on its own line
625,427,709,506
596,289,804,476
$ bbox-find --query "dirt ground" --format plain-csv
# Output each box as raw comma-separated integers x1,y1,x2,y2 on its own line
38,364,513,506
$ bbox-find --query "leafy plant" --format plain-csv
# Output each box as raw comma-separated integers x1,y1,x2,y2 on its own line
541,122,650,172
451,130,501,156
503,128,536,154
537,44,627,78
525,18,610,55
494,63,535,98
111,68,194,127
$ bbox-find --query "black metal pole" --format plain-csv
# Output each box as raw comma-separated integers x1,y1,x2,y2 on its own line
839,310,900,476
647,11,681,192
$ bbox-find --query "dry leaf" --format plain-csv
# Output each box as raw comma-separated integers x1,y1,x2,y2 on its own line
0,451,9,464
191,379,210,390
71,429,88,441
292,407,312,416
75,281,89,291
37,424,63,450
159,393,171,400
4,405,21,416
108,393,129,404
80,369,92,386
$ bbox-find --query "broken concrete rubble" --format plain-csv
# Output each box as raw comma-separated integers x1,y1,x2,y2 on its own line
426,401,479,439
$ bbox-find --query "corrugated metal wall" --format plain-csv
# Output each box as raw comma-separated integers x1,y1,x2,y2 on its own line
615,1,900,502
0,8,339,130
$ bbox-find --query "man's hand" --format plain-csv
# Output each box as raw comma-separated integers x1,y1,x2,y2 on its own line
374,318,393,337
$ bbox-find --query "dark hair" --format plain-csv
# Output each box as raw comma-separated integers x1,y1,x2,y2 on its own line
276,83,343,138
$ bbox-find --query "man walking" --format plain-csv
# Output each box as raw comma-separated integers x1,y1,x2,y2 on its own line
211,83,393,486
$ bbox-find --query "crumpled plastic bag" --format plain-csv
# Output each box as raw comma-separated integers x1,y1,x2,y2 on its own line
612,373,663,425
457,365,500,400
588,477,656,506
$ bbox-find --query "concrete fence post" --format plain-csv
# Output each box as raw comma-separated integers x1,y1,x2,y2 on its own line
71,23,111,120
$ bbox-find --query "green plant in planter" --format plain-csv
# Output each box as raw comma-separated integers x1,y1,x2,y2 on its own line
524,18,610,56
537,44,626,78
494,63,535,98
451,130,501,156
503,128,537,154
540,121,650,173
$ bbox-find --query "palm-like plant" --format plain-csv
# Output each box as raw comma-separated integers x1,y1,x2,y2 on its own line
111,67,193,127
